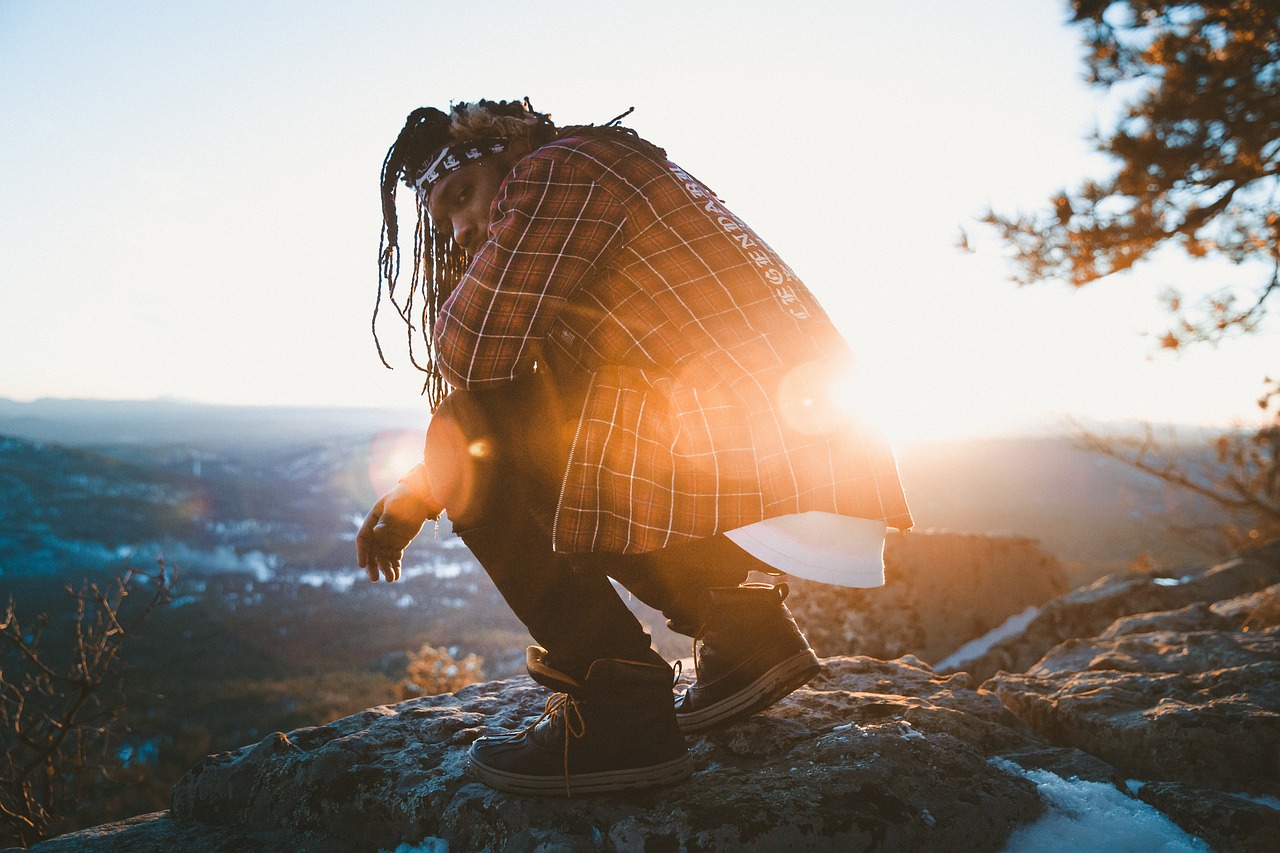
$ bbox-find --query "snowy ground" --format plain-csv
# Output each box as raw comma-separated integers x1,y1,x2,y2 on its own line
934,605,1041,673
992,762,1214,853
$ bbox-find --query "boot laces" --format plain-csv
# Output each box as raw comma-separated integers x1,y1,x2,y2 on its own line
692,626,707,681
517,692,585,796
669,630,706,688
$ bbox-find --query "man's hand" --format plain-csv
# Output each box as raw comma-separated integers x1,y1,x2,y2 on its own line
356,483,437,583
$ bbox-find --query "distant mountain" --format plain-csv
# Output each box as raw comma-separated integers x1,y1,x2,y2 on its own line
896,435,1230,576
0,397,443,577
0,434,208,575
0,397,430,451
0,397,1236,583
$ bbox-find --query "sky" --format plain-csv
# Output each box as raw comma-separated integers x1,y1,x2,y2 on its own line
0,0,1275,445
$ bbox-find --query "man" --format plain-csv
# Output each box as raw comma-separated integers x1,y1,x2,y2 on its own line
357,99,911,795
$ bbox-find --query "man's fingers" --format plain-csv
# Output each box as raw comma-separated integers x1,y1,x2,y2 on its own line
355,499,389,571
356,495,421,584
363,546,403,584
356,499,385,577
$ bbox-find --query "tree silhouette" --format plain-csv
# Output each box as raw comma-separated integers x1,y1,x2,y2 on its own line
0,563,173,847
983,1,1280,555
984,0,1279,347
1077,378,1280,550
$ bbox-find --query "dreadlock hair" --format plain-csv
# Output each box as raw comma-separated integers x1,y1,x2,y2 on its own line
375,99,665,409
376,99,556,408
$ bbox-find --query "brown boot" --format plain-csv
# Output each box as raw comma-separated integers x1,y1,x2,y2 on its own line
674,583,821,733
468,646,692,795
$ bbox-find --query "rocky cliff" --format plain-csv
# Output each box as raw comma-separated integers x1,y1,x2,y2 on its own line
944,548,1280,683
786,532,1068,664
19,547,1280,853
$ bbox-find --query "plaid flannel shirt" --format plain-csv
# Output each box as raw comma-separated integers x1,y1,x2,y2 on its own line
435,132,912,554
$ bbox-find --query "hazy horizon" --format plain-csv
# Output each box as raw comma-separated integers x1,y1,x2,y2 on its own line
0,390,1247,455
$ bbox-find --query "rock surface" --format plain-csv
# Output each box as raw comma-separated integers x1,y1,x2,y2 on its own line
985,567,1280,850
28,656,1053,853
948,553,1280,682
990,626,1280,795
1132,782,1280,853
23,547,1280,852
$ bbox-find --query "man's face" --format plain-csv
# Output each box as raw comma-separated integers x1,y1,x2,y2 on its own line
426,159,509,253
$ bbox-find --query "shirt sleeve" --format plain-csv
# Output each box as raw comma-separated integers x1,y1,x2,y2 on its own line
433,151,627,388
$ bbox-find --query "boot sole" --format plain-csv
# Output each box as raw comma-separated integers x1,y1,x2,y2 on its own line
468,750,693,796
676,649,821,733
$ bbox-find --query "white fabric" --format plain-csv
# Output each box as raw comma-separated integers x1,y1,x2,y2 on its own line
724,512,887,588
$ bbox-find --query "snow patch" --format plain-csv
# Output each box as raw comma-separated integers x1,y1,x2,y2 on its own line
936,605,1041,673
1225,791,1280,811
995,761,1212,853
296,559,471,592
1152,576,1193,587
298,571,357,592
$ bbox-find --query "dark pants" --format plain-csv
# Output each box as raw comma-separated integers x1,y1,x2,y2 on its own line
423,374,757,679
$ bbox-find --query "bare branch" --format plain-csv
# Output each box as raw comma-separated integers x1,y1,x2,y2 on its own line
1072,387,1280,554
0,563,175,847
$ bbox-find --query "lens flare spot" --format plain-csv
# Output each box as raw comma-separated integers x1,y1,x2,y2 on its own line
776,360,848,436
773,359,907,443
467,439,490,458
181,492,212,520
367,429,426,495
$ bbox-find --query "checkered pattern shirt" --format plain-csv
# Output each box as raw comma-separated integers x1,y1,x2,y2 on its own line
435,132,912,554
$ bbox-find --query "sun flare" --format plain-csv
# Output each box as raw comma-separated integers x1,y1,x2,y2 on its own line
366,430,426,496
